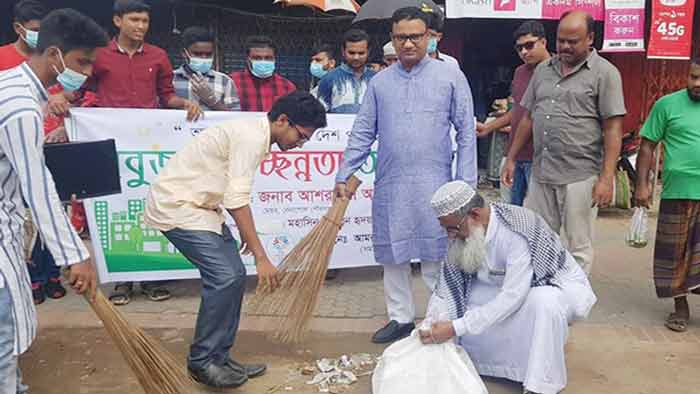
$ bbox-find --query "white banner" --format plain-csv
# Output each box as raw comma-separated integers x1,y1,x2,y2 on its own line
67,108,380,283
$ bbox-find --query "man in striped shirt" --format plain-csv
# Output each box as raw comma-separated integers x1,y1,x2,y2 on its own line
0,9,108,392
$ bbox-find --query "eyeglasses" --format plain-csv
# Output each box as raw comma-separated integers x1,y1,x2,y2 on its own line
291,123,312,146
514,39,540,52
391,31,428,45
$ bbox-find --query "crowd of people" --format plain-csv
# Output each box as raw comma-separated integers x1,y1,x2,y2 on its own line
1,0,700,393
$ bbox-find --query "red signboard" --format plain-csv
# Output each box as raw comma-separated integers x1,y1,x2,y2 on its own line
647,0,696,59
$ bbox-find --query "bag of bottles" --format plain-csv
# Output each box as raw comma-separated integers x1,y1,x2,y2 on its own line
626,207,649,248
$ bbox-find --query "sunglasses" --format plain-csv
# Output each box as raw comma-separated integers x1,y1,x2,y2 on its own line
514,39,541,52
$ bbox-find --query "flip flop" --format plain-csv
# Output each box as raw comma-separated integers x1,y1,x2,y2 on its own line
45,278,66,299
665,313,688,333
109,283,133,306
141,283,171,302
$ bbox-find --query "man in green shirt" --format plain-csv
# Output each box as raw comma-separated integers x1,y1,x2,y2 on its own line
635,58,700,333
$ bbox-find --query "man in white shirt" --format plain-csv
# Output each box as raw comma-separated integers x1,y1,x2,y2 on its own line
145,91,327,390
423,180,596,394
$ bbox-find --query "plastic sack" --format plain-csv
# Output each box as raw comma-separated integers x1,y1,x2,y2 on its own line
371,328,488,394
626,207,649,248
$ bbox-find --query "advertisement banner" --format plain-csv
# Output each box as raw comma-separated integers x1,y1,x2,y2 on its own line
68,108,380,283
446,0,604,19
602,0,646,52
647,0,696,59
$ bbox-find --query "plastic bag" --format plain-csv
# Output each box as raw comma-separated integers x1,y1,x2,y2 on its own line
371,329,488,394
626,207,648,248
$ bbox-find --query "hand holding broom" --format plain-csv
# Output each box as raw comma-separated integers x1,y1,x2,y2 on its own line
248,175,362,343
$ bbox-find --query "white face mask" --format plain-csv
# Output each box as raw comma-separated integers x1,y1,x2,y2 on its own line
447,225,487,274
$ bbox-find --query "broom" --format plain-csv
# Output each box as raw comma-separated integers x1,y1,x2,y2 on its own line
248,175,362,343
79,287,199,394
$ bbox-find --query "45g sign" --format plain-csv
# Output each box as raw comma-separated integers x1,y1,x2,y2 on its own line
647,0,695,59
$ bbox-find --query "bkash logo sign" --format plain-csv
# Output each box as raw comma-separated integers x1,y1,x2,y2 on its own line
494,0,516,11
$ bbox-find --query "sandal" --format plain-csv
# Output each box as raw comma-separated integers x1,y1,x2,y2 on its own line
32,283,45,305
45,277,66,299
109,283,133,306
664,313,688,332
141,282,171,302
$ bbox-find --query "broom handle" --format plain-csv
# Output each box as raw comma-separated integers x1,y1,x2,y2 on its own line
330,176,362,221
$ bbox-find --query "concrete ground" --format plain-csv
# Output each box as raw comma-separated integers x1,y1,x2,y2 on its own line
20,188,700,394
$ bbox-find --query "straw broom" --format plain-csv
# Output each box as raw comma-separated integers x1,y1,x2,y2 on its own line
249,175,362,343
81,288,199,394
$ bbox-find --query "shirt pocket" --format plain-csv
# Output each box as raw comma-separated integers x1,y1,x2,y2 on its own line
134,64,158,92
563,81,598,117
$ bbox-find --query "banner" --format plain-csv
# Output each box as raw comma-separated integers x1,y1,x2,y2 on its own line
602,0,646,52
68,108,380,283
647,0,696,59
446,0,604,20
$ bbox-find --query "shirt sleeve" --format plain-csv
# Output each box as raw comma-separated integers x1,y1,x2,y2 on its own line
451,236,533,336
222,127,266,209
451,72,478,188
0,115,89,266
639,98,667,143
222,74,241,111
597,65,627,119
316,75,333,111
335,82,378,183
157,53,177,107
520,71,538,112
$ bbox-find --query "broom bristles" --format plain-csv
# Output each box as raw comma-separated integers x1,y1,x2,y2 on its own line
86,289,199,394
249,176,362,343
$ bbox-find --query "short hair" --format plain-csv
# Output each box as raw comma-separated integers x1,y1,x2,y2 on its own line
268,91,327,130
13,0,47,23
426,6,445,32
391,7,431,30
245,35,276,56
113,0,151,17
513,20,546,41
456,193,486,217
312,43,336,62
561,10,595,35
181,26,214,49
342,29,369,49
37,9,109,53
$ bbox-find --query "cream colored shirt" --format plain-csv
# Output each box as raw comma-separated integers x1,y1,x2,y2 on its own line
145,117,271,234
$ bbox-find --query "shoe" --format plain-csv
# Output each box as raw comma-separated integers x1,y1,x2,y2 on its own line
45,278,66,299
325,269,339,280
32,283,45,305
226,359,267,378
188,363,248,389
371,320,415,344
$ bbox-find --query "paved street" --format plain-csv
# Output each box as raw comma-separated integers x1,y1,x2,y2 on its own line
21,190,700,393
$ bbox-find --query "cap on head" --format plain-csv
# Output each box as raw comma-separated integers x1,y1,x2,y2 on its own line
431,181,476,218
383,42,396,56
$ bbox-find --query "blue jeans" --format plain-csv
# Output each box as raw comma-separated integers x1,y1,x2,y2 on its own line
27,239,60,285
0,274,29,394
511,161,532,206
162,225,246,370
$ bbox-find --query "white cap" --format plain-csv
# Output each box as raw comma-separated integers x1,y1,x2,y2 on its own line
383,42,396,57
430,181,476,218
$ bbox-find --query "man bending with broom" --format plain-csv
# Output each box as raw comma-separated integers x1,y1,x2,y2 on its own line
144,91,327,389
0,9,108,393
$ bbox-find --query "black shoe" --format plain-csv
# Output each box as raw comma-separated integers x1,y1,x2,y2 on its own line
371,320,415,344
226,359,267,378
325,269,339,280
188,363,248,389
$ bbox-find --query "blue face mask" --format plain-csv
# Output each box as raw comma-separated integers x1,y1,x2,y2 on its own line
188,56,213,74
53,49,87,92
19,25,39,49
427,37,438,54
309,62,328,79
250,60,275,78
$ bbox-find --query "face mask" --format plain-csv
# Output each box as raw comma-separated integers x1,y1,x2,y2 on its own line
188,54,213,74
427,37,438,54
19,25,39,49
250,60,275,78
309,62,328,79
52,48,87,92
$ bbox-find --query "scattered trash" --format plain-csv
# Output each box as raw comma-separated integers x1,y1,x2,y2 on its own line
298,353,377,393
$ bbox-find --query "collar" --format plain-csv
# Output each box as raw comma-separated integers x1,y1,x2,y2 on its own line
177,64,215,79
549,48,598,74
261,117,272,157
111,38,145,55
340,63,371,78
397,55,431,76
20,62,48,102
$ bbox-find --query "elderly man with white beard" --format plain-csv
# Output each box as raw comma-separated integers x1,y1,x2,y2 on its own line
420,180,597,394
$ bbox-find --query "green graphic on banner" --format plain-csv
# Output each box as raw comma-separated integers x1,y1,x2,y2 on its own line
94,199,194,272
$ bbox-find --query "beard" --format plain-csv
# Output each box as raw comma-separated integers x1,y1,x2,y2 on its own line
446,225,487,274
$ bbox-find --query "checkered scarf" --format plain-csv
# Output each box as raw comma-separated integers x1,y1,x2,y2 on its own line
436,202,568,320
